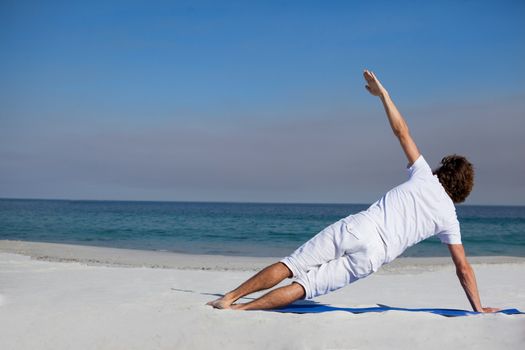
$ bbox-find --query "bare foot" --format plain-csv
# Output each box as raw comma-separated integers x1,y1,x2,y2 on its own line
206,297,233,309
230,303,247,310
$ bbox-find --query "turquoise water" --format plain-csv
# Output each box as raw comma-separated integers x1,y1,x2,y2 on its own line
0,199,524,257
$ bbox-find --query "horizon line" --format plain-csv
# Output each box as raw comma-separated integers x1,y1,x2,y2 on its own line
1,197,523,208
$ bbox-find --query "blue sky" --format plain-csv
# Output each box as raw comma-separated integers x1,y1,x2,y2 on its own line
1,0,524,204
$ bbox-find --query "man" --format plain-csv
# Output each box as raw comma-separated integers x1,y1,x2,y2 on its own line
207,70,499,313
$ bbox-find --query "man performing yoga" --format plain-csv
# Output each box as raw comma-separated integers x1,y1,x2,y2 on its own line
207,70,499,313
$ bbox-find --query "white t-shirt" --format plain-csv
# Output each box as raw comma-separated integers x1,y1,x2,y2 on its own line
345,155,462,263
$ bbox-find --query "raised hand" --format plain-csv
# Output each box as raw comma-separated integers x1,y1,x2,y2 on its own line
363,69,387,97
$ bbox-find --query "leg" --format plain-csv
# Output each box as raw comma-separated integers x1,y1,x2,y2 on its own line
232,253,365,311
207,262,292,309
232,282,305,310
208,218,354,309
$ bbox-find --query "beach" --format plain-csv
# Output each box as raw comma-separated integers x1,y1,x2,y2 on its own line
2,0,524,349
1,240,524,349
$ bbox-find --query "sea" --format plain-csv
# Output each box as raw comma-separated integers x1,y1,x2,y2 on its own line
0,198,524,258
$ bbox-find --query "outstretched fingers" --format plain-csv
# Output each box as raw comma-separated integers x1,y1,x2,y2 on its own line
363,69,374,82
481,307,501,313
363,69,386,97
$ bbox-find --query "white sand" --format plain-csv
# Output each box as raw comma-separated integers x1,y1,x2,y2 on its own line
0,240,524,350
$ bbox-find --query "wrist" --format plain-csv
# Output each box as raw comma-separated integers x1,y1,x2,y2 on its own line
379,89,389,100
473,305,483,312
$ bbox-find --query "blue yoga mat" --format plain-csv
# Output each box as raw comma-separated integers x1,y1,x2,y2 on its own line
272,303,524,317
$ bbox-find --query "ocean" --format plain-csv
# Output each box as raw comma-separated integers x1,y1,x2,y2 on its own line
0,198,524,257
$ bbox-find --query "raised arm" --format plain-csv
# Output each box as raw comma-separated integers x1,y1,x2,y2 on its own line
363,70,420,166
448,244,499,313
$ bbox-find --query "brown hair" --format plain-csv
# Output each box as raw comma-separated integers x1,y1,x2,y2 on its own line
433,155,474,203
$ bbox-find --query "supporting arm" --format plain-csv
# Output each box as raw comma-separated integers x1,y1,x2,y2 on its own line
447,244,499,313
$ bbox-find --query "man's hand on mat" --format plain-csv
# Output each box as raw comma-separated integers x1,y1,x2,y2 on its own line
481,307,501,313
363,69,387,97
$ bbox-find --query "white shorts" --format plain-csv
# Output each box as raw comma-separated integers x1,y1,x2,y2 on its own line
281,215,386,299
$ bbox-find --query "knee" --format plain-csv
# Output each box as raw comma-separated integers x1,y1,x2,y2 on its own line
276,262,293,278
291,282,306,299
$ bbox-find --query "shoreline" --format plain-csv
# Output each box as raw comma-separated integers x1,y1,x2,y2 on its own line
1,239,524,272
